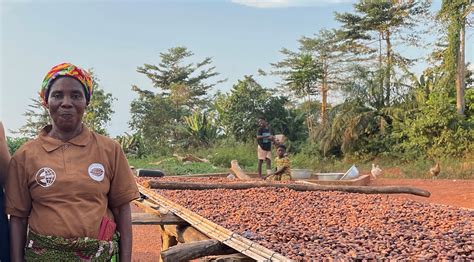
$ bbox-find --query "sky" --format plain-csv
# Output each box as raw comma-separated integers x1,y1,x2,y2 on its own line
1,0,472,137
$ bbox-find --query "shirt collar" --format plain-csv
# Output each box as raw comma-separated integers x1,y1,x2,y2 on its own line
40,125,91,152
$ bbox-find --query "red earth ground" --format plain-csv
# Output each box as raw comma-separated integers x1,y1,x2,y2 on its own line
131,177,474,261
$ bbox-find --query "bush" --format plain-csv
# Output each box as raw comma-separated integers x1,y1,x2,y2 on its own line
208,141,256,169
392,92,473,159
7,137,29,155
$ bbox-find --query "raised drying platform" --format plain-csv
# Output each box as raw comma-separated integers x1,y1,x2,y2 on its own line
137,184,291,261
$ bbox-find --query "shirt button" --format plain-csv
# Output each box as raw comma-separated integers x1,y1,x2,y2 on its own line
64,144,69,149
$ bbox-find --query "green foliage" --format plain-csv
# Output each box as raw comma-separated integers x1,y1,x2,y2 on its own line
271,47,324,134
316,99,390,157
207,141,256,170
392,91,473,159
6,137,29,155
131,46,223,148
128,156,226,176
335,0,430,106
130,91,175,147
219,76,290,142
272,50,322,98
82,70,116,135
16,99,50,138
115,132,146,158
136,46,223,110
437,0,470,93
182,111,220,147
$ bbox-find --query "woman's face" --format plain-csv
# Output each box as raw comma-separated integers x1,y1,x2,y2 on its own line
47,77,87,132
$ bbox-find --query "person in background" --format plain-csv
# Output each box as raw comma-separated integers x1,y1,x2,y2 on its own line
265,144,291,181
256,117,274,179
5,63,139,261
0,122,11,262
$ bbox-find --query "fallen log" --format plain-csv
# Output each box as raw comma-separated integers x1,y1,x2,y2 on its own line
146,181,431,197
160,239,236,262
230,160,252,180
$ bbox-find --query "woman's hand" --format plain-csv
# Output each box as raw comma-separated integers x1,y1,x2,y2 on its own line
112,203,132,262
10,216,28,262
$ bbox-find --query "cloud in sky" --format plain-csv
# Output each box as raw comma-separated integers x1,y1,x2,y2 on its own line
231,0,355,8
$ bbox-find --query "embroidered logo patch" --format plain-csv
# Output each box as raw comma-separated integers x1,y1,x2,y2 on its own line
88,163,105,182
35,167,56,187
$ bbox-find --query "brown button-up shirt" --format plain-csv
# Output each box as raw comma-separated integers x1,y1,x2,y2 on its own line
5,125,139,239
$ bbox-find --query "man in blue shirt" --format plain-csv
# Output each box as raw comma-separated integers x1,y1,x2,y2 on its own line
256,117,274,179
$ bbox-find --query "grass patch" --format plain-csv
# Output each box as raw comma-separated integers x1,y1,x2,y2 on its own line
128,143,473,179
128,155,227,176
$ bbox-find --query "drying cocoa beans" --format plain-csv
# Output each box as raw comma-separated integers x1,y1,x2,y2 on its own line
142,177,473,260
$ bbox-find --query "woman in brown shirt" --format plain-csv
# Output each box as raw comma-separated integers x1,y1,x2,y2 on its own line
5,63,139,261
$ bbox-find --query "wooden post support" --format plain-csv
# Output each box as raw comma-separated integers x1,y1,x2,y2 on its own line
160,225,178,250
160,239,236,262
230,160,251,180
146,180,431,197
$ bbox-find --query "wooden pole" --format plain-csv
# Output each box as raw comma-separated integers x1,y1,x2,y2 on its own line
147,180,431,197
160,239,237,262
230,160,252,180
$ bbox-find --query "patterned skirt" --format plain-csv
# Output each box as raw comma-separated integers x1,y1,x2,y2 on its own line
25,230,119,261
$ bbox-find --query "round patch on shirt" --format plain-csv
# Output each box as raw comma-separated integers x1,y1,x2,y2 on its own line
35,167,56,187
88,163,105,182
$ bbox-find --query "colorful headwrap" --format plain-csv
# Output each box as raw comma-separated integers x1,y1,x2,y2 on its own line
40,63,93,106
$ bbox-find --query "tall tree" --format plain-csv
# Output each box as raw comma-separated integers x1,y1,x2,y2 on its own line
132,46,223,145
335,0,430,106
299,29,355,123
271,50,322,135
136,46,223,111
16,98,50,138
437,0,472,116
219,76,288,142
82,69,116,135
17,70,115,137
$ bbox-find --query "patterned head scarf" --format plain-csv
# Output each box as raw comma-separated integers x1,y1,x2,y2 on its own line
40,63,93,106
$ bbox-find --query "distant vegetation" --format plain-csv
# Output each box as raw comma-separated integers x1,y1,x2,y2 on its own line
10,0,473,178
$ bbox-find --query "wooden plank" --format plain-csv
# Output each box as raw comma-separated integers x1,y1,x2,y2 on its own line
160,239,236,262
133,198,169,215
146,180,431,197
132,212,188,225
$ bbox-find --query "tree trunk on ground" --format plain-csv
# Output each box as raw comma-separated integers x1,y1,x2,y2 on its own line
146,180,431,197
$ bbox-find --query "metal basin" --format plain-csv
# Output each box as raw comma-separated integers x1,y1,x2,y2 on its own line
315,173,344,181
291,169,312,179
